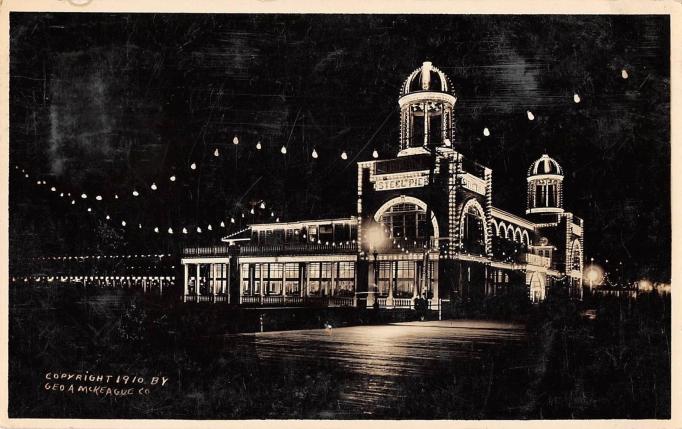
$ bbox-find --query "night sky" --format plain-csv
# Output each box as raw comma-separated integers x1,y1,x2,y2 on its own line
9,13,670,281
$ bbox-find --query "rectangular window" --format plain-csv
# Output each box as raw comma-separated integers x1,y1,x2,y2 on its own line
395,260,415,298
309,226,318,243
319,224,333,243
241,264,251,295
267,263,283,295
285,263,300,295
335,262,355,297
391,214,405,238
377,261,393,297
430,114,442,145
215,263,229,295
417,212,426,238
428,261,438,297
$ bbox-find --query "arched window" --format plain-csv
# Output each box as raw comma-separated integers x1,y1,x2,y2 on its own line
379,203,428,241
462,204,485,254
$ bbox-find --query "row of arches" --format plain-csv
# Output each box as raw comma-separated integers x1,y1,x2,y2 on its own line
491,219,531,246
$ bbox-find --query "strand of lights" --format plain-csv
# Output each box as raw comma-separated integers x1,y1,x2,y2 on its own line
16,166,284,236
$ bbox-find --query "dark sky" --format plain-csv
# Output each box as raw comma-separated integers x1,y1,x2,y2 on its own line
9,13,670,281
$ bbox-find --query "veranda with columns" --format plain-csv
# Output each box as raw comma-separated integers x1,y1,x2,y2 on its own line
182,257,231,303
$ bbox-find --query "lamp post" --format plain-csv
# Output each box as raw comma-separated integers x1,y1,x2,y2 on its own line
366,225,385,308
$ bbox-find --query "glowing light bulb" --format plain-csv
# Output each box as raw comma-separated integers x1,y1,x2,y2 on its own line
170,175,176,182
114,194,119,199
121,220,127,227
312,149,318,159
281,146,287,154
71,200,75,205
621,69,629,79
87,207,92,212
483,127,490,137
95,195,102,201
444,138,452,147
214,148,220,157
50,187,56,192
196,227,202,233
106,215,110,220
167,227,173,234
154,227,159,233
276,217,280,222
81,193,87,199
341,151,348,160
151,183,157,190
260,202,266,209
182,227,188,234
270,212,275,217
250,208,255,215
573,93,581,103
233,136,239,145
372,149,379,158
132,190,139,197
208,224,213,231
527,111,535,121
59,192,64,197
220,221,225,228
190,162,196,170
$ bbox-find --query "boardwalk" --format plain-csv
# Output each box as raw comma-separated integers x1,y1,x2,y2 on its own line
228,320,533,418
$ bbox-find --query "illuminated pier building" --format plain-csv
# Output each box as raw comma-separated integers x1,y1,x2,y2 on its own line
181,61,585,308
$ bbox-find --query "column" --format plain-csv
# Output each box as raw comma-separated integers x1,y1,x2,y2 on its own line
413,261,420,300
196,264,201,296
260,264,265,305
387,261,394,306
239,264,245,304
282,263,287,304
368,259,376,307
183,264,189,300
226,261,231,304
305,263,310,298
210,263,216,298
299,263,304,298
330,262,337,298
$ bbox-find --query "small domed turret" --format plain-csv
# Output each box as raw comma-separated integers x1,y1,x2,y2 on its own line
526,154,564,215
397,61,457,155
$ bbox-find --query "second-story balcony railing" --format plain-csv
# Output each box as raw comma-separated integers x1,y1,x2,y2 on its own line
240,241,358,256
183,245,232,257
519,252,551,268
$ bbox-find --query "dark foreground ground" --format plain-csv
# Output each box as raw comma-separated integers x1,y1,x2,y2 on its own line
8,285,670,419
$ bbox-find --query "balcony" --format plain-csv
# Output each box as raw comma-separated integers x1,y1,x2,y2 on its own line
370,237,438,254
519,252,551,268
240,241,357,256
183,245,232,257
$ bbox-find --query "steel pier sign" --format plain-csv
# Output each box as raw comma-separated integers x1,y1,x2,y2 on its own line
373,171,429,191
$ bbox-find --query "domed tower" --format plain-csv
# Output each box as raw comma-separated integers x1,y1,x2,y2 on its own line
526,154,564,215
398,61,457,156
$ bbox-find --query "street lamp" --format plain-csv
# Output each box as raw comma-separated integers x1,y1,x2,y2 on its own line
366,224,385,306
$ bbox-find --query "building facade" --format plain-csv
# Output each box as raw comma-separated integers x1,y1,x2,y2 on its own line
181,61,585,308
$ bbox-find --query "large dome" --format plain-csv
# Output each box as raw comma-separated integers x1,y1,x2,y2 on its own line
400,61,453,97
527,154,564,177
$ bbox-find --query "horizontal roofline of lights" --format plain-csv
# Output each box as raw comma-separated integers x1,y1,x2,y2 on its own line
526,207,565,214
249,217,357,231
526,174,564,181
491,207,537,230
398,91,457,108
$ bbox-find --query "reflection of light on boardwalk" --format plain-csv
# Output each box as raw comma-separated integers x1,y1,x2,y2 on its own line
239,320,527,416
